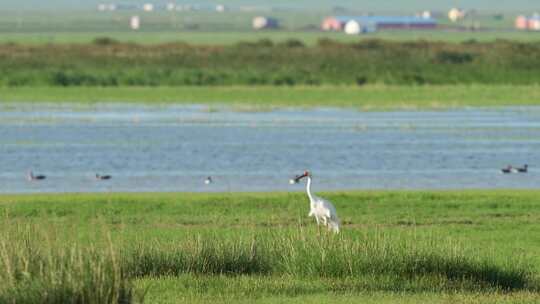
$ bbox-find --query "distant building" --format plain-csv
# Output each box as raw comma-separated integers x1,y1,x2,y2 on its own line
344,20,375,34
515,15,528,29
216,4,226,12
142,3,154,12
515,15,540,31
130,16,140,30
252,16,279,30
324,16,437,34
97,3,116,11
528,17,540,30
448,8,466,22
419,10,432,19
321,16,349,31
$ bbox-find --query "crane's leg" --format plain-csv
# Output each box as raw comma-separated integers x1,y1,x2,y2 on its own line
311,215,322,236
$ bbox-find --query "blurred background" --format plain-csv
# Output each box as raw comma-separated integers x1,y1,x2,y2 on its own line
1,0,540,43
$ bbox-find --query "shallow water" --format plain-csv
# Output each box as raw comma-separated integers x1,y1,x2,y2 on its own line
0,104,538,193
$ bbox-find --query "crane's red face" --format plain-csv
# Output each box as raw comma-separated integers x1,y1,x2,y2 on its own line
294,171,310,183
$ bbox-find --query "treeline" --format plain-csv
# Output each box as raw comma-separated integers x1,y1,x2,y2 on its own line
2,38,540,86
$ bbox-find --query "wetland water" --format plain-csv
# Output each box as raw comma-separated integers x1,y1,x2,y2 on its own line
0,104,538,193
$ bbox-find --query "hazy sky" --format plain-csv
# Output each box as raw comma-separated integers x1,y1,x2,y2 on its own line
1,0,539,11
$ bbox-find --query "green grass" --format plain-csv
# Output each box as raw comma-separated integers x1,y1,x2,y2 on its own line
2,30,540,45
1,191,540,303
4,39,540,86
2,85,540,110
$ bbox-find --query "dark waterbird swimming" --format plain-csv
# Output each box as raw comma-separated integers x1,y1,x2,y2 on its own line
512,164,528,173
500,165,512,174
96,174,112,180
27,170,46,181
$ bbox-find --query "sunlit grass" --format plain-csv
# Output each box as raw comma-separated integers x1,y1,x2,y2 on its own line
2,191,540,302
123,231,536,291
2,85,540,110
0,226,134,303
1,223,537,303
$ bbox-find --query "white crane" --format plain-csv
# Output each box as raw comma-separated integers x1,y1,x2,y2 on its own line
293,170,340,233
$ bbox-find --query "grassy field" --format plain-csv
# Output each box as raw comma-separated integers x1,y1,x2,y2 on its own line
1,191,540,303
2,30,539,45
2,85,540,110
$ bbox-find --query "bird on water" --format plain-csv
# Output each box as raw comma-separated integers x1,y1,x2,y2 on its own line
27,170,46,181
293,170,340,233
96,174,112,180
512,164,528,173
500,165,512,174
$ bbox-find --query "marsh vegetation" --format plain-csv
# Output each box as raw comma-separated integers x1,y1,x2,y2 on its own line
1,191,539,303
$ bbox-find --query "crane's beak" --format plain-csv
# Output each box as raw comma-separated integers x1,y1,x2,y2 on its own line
292,172,308,183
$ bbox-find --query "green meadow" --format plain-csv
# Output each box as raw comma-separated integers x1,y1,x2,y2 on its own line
2,85,540,110
1,191,540,303
1,30,539,45
2,38,540,110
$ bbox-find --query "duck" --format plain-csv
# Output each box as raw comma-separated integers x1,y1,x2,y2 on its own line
204,176,213,185
500,165,512,174
27,170,46,181
512,164,528,173
96,174,112,180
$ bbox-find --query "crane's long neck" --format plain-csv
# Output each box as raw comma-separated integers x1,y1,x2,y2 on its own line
306,176,314,202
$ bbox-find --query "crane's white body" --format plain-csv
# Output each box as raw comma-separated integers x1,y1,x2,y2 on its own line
305,176,340,233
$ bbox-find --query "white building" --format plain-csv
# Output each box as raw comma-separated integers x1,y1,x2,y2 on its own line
343,20,376,34
130,16,140,30
528,17,540,30
216,4,226,12
448,8,466,22
252,16,279,30
97,3,116,11
143,3,154,12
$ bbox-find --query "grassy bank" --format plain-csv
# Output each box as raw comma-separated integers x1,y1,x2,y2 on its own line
3,39,540,87
1,191,540,303
2,85,540,110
